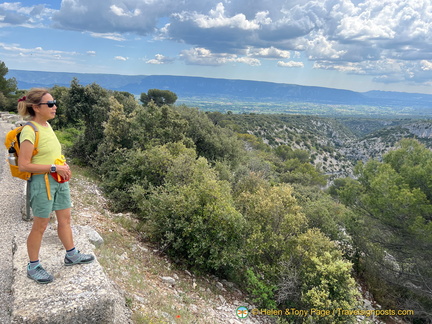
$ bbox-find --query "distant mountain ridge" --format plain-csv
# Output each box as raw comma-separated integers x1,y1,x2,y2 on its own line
7,69,432,109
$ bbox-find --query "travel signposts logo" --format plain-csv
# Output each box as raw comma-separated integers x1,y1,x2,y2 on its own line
236,306,249,319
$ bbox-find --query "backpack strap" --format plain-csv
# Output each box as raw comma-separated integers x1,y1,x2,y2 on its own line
24,121,39,156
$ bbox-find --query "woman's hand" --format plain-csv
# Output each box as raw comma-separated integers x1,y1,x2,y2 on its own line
56,163,72,181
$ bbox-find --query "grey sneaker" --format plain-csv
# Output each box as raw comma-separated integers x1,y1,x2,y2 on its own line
64,250,95,266
27,264,54,284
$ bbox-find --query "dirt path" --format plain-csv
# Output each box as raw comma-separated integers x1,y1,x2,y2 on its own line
0,121,27,324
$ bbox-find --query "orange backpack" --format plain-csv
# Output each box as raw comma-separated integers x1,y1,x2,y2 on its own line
4,121,39,181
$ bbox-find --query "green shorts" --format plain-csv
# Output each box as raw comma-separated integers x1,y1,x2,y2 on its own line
29,174,71,218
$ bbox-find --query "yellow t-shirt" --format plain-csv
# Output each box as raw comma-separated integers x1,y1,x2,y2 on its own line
19,122,62,165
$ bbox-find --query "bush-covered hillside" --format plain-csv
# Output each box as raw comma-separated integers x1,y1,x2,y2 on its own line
208,112,432,179
11,78,432,323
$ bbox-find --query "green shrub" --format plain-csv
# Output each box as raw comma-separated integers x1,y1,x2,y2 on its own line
138,156,245,274
235,183,308,307
100,143,197,212
290,229,359,323
55,128,83,151
236,184,307,273
245,268,277,309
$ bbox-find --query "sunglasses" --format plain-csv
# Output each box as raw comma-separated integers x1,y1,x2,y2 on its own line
37,100,57,108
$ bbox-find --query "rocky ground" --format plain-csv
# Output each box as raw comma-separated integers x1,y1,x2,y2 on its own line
0,120,24,324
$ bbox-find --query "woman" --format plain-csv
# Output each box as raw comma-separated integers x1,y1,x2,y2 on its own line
17,88,94,284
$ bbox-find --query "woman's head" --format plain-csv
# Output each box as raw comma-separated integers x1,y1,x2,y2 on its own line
17,88,49,118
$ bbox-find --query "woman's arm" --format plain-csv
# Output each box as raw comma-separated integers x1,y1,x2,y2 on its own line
18,140,72,180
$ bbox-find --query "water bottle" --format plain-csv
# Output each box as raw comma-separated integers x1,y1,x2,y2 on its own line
8,147,17,166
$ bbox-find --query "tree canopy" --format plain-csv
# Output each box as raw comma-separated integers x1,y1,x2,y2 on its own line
140,89,177,107
333,138,432,316
0,61,18,111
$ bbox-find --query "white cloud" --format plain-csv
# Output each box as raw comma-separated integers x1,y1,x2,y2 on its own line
247,47,291,59
235,57,261,66
311,58,432,86
293,51,301,59
88,32,126,41
180,47,232,66
0,2,53,27
0,3,22,11
3,0,432,87
87,51,96,56
421,60,432,71
110,5,126,17
181,2,268,31
110,5,141,17
146,54,175,64
313,61,366,74
52,0,179,35
0,41,79,68
0,42,77,57
295,0,432,85
307,34,347,60
254,0,432,85
167,3,279,54
180,47,261,66
278,61,304,68
114,56,128,61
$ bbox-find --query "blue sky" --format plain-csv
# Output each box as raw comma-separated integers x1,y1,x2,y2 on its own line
1,0,432,94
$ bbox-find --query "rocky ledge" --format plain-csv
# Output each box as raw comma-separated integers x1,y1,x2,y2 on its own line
11,224,131,324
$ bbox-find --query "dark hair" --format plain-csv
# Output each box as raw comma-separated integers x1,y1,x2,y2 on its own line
17,88,49,118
